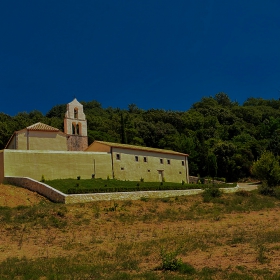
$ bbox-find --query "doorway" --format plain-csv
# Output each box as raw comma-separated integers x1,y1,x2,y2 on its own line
158,170,164,182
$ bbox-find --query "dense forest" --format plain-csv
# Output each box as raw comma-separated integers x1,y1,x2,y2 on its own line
1,93,280,182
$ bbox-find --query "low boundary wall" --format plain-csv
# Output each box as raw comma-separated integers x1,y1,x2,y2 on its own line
5,176,243,204
5,177,66,203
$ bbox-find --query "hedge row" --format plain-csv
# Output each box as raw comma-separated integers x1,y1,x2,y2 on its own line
67,184,203,194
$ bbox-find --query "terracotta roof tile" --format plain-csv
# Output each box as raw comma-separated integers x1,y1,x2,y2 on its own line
27,122,60,132
93,141,188,156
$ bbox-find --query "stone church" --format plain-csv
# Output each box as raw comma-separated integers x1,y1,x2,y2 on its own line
6,98,88,152
0,99,189,184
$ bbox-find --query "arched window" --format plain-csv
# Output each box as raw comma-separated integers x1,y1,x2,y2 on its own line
72,123,76,135
74,108,78,119
77,123,80,135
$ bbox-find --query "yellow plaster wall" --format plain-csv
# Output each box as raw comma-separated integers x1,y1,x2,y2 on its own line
29,131,68,151
15,131,68,151
6,135,16,149
3,150,112,181
112,148,188,183
17,131,27,150
0,150,4,183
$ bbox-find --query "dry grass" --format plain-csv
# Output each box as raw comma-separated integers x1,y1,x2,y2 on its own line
0,184,280,279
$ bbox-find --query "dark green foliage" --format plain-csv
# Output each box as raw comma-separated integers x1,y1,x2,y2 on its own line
202,187,222,202
46,178,236,194
252,151,280,187
160,248,182,271
159,248,195,274
258,185,280,200
207,153,217,180
3,96,280,182
179,262,196,274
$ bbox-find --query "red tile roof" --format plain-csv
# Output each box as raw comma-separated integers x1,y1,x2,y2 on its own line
27,122,60,132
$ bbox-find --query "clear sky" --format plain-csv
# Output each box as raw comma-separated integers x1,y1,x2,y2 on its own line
1,0,280,116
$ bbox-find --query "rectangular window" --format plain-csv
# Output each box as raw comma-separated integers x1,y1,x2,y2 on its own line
160,158,163,164
182,160,185,166
143,156,147,162
167,159,171,165
116,154,121,160
135,156,139,162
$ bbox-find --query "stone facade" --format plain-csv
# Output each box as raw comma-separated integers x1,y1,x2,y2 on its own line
67,135,88,151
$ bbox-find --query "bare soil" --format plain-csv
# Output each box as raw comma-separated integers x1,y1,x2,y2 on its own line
0,184,48,207
0,183,280,277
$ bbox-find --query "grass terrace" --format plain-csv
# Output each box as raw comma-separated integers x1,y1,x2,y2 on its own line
45,178,236,194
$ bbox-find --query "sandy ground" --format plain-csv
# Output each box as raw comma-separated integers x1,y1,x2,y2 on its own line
0,183,279,275
0,184,47,207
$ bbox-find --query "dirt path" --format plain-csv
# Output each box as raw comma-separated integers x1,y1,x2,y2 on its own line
237,182,259,191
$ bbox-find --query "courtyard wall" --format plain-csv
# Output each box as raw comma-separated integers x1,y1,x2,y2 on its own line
2,150,112,182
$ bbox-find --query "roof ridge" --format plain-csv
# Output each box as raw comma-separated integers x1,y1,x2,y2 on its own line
93,140,188,156
27,122,60,131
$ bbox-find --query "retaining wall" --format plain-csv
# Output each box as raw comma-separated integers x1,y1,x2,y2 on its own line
65,189,204,203
5,176,66,203
189,176,225,184
4,176,241,204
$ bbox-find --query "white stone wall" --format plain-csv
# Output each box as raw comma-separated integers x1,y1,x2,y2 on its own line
5,176,66,203
4,176,242,205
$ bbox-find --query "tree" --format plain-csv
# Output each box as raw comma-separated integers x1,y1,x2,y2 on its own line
120,111,127,144
251,151,280,187
207,153,217,182
214,92,232,107
213,142,237,181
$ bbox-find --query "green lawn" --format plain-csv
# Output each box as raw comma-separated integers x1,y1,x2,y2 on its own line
45,178,236,194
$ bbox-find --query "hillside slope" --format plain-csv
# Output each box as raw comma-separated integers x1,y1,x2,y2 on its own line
0,184,47,207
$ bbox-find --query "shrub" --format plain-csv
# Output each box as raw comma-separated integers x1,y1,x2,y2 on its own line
160,248,182,271
235,190,251,197
258,184,275,196
215,177,226,182
274,188,280,199
41,175,45,183
159,248,195,274
251,151,280,187
179,262,196,274
202,187,222,202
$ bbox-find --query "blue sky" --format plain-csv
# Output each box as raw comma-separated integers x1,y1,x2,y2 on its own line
1,0,280,116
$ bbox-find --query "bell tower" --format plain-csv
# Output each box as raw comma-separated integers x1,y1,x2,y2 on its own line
64,98,88,151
